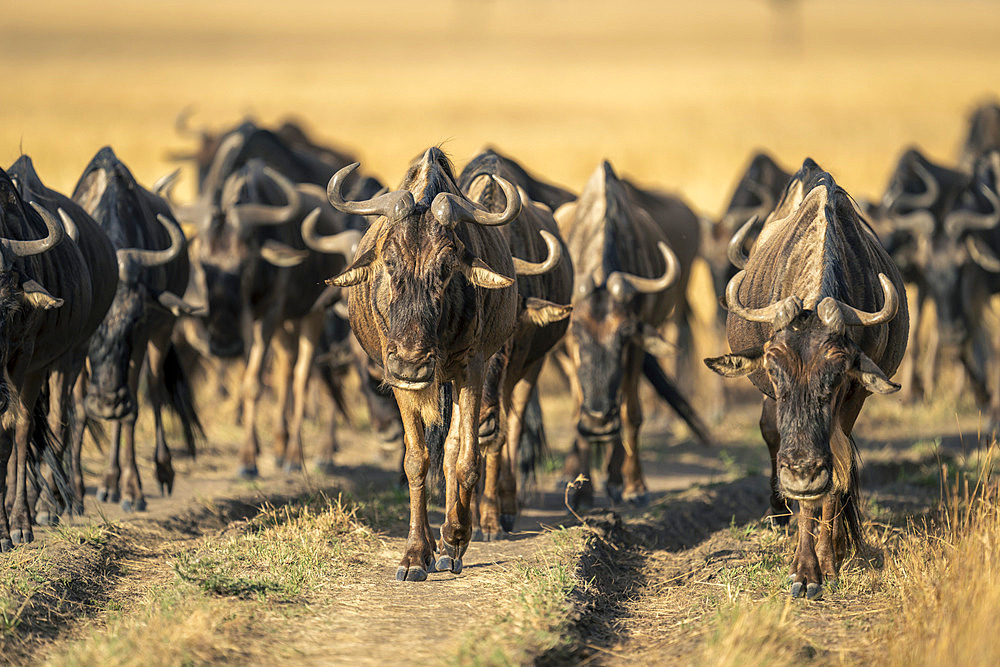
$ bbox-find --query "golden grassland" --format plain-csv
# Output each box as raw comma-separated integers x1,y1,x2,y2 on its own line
2,0,999,213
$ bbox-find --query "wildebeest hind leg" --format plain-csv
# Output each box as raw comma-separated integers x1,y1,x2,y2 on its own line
288,312,322,473
10,375,42,545
271,323,297,469
98,420,122,503
439,366,484,574
0,428,13,550
119,414,145,512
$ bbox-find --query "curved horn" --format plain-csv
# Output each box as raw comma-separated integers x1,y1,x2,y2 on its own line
430,176,521,228
327,163,415,222
300,207,363,258
227,166,301,229
175,106,208,139
966,235,1000,272
817,273,899,334
606,241,679,294
945,179,1000,235
725,270,804,330
889,158,940,212
727,215,762,269
152,169,181,198
57,209,79,243
512,230,562,276
892,209,936,237
7,202,67,258
116,214,184,273
744,179,775,214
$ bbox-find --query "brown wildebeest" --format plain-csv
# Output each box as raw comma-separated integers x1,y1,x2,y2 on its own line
705,158,908,600
327,147,521,581
458,149,573,540
555,161,708,511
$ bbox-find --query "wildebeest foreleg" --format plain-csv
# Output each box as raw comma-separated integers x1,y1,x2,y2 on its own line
69,372,87,514
815,494,845,582
899,284,924,403
271,322,297,468
395,396,436,582
98,420,122,503
0,428,13,550
146,330,174,496
238,314,280,478
620,348,648,505
10,374,42,545
477,350,507,541
118,412,144,512
760,397,791,525
498,359,544,534
287,311,323,472
438,364,483,574
789,500,824,599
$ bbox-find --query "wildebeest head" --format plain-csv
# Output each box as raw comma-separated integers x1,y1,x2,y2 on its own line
706,171,902,500
75,150,195,419
561,162,679,440
327,148,519,394
0,172,67,413
188,159,312,358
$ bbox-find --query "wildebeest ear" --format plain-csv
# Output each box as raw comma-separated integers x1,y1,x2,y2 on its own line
155,291,206,317
522,297,571,326
260,240,309,268
462,257,514,289
21,280,63,310
703,347,765,377
328,247,376,287
640,324,675,357
850,351,901,394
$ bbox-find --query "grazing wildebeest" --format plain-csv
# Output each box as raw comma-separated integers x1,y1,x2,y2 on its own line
554,161,709,511
327,148,521,581
73,147,202,512
705,158,908,600
0,166,98,546
880,148,970,402
187,159,359,476
7,156,118,520
959,101,1000,172
457,149,573,539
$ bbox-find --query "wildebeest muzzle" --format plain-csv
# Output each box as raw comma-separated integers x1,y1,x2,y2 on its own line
384,343,436,390
777,452,831,500
577,407,622,441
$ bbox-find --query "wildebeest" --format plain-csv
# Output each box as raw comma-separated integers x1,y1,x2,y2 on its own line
327,147,521,581
457,149,573,539
187,159,359,476
880,148,971,402
7,156,118,520
73,147,203,512
554,161,708,510
0,165,97,546
705,158,908,599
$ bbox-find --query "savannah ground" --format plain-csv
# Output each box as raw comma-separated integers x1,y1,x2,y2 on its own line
1,0,1000,664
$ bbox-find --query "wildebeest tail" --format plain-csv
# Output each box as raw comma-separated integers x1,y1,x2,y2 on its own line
163,343,204,456
29,398,75,516
425,382,453,498
642,353,712,445
518,386,549,495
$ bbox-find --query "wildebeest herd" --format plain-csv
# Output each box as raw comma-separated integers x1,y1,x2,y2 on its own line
1,101,998,599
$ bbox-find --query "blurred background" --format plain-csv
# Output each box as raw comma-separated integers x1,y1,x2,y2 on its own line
1,0,998,218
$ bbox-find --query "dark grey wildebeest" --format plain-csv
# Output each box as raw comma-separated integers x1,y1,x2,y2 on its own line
706,158,908,600
327,148,521,581
73,147,202,512
7,156,118,521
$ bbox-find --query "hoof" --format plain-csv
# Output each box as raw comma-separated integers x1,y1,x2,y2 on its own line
97,487,112,503
606,483,624,505
159,481,173,497
283,461,303,474
110,490,121,504
0,538,12,552
790,581,804,598
806,583,823,600
274,456,285,468
483,528,507,542
471,528,484,542
624,491,649,507
499,514,516,533
10,529,33,545
436,555,463,574
314,460,337,476
238,465,259,480
396,566,428,582
72,502,85,516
